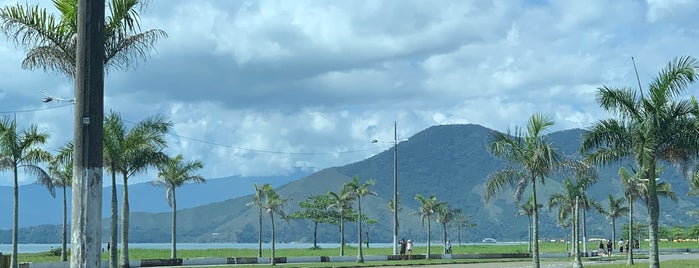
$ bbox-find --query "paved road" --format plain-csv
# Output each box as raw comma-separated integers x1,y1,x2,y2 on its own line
384,253,699,268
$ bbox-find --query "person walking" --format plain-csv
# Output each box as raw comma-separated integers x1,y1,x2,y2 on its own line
399,238,407,259
618,239,624,254
606,239,613,256
407,239,414,260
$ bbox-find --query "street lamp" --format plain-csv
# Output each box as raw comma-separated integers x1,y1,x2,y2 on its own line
372,121,401,255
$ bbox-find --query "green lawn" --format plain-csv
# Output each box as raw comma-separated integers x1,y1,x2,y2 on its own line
15,241,699,265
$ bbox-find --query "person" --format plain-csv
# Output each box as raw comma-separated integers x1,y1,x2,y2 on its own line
399,238,407,258
107,242,110,252
607,239,613,255
407,239,414,260
624,240,629,254
618,239,624,253
634,239,639,249
598,241,605,256
445,239,452,254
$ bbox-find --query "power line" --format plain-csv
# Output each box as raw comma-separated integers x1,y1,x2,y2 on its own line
0,104,387,156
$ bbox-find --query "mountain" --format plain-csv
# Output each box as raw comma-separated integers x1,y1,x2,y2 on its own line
0,171,308,228
3,123,699,244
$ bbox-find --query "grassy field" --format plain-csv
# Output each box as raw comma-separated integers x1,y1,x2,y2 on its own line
14,241,699,265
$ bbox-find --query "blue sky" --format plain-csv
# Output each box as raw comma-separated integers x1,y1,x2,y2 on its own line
0,0,698,186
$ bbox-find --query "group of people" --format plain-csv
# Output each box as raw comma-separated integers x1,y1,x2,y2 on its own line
397,238,453,259
598,238,640,256
398,238,414,259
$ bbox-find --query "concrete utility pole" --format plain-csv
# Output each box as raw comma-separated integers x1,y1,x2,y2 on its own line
71,0,105,267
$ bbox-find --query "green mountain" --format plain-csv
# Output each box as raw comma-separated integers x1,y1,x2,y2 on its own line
5,124,699,244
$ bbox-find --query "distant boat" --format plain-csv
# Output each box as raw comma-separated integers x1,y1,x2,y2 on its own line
482,238,497,243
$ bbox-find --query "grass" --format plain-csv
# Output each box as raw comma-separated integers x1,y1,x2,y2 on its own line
14,241,699,265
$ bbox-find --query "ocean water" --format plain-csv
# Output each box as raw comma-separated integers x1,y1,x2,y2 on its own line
0,241,525,254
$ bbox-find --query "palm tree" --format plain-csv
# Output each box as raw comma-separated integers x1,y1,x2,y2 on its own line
152,154,205,259
246,183,266,258
0,0,167,78
548,178,584,268
597,193,629,254
0,117,52,268
517,195,542,254
48,141,74,262
328,189,353,256
1,1,166,266
103,111,171,267
342,176,376,263
414,194,443,259
581,56,699,268
261,184,288,266
485,113,565,268
453,212,475,246
435,204,460,254
619,166,641,265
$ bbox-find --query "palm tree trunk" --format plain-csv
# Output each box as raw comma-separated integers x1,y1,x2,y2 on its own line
257,207,262,258
531,181,541,268
648,180,660,268
573,196,582,268
582,207,588,256
340,213,345,256
110,170,118,268
11,167,18,268
171,189,177,259
528,216,532,254
611,219,616,253
627,195,634,265
357,197,364,263
270,213,276,265
442,223,447,254
120,175,130,268
426,216,431,259
61,187,68,261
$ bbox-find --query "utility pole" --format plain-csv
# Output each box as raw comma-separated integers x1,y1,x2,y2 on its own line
71,0,105,267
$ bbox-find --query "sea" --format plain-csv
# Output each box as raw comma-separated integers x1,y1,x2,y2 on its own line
0,242,525,254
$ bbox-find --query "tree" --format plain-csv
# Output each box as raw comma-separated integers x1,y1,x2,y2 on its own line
328,189,353,256
517,195,542,254
48,141,74,262
485,113,564,268
414,194,443,259
289,194,334,249
246,183,266,258
596,193,629,254
103,111,171,267
548,178,584,268
453,212,475,246
435,204,460,254
342,176,376,263
581,56,699,268
0,0,167,77
261,184,288,266
0,117,52,268
152,154,205,259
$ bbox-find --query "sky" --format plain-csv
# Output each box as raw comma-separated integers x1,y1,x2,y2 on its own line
0,0,698,186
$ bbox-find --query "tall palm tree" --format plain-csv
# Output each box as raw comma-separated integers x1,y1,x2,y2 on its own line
517,195,542,254
548,178,584,268
328,189,353,256
0,0,167,78
414,194,443,259
1,1,167,266
435,204,460,254
152,154,205,259
581,56,699,268
485,113,565,268
342,176,376,263
246,183,266,258
261,184,288,266
0,117,52,268
103,111,171,267
597,193,629,254
48,141,74,262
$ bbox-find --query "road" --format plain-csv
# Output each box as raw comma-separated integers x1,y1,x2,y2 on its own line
385,253,699,268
